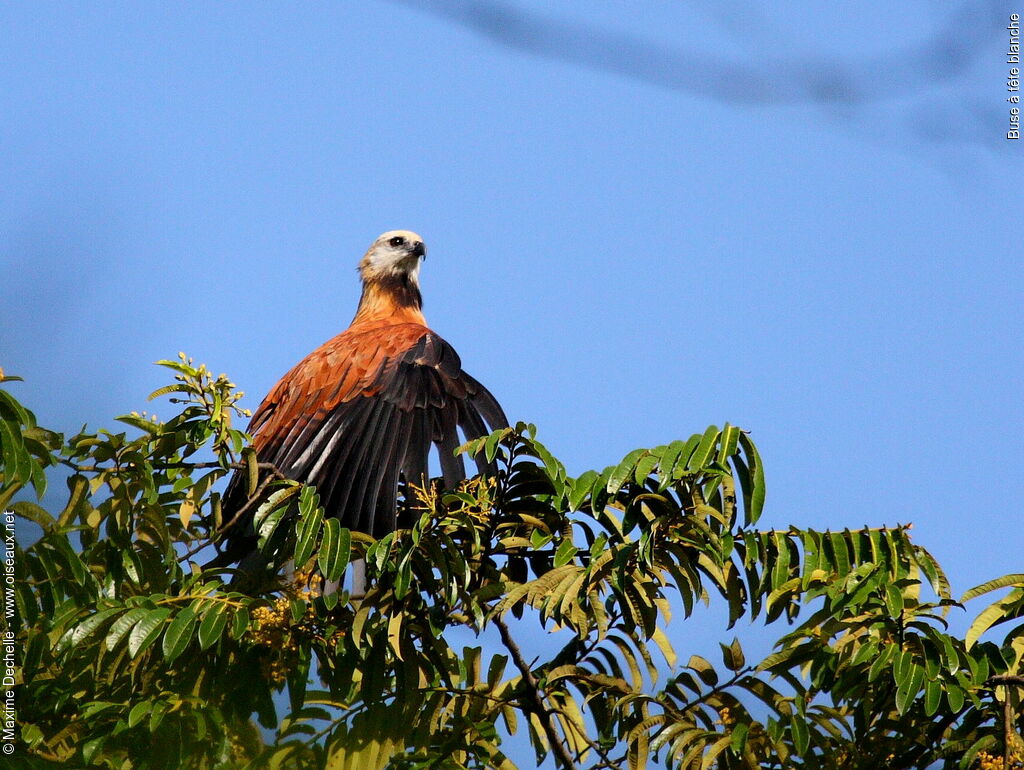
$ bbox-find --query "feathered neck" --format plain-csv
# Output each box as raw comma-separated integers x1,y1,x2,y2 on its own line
351,272,426,327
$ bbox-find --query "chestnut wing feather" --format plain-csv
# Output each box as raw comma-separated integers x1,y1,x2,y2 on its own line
218,324,507,560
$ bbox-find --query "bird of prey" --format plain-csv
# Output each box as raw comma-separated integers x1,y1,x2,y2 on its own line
214,230,508,565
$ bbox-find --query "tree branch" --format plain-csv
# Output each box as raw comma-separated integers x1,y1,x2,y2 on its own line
988,675,1024,688
60,458,283,474
492,614,576,770
178,464,289,561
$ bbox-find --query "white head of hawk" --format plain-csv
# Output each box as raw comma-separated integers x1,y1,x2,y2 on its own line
360,230,426,283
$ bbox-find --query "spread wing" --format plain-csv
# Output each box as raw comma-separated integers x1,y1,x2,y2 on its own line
219,323,507,556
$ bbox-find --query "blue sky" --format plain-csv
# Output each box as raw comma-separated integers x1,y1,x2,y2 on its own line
2,0,1021,756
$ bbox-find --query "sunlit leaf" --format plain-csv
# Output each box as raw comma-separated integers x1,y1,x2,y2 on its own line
162,607,198,662
128,608,171,658
197,605,229,649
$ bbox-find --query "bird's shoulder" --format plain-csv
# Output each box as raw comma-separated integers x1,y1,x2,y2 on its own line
252,322,464,423
325,321,462,375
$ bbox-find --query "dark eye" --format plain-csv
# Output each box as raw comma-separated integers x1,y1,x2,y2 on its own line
389,236,406,247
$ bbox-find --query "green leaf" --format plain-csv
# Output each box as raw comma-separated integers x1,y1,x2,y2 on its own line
923,679,942,716
43,533,91,587
554,539,578,568
961,573,1024,602
717,423,741,464
965,590,1022,649
21,722,44,748
633,453,658,485
868,644,897,682
892,649,913,689
832,532,854,576
198,606,229,650
290,597,307,624
686,655,718,687
293,496,324,567
82,735,108,765
58,474,90,528
318,518,351,583
532,437,566,490
128,608,172,658
686,425,719,471
791,714,809,755
568,470,598,511
231,606,251,640
245,447,259,496
115,413,162,434
850,638,879,667
607,449,645,495
737,433,765,524
57,608,122,654
720,637,745,672
946,682,965,712
699,735,733,770
161,607,198,662
655,441,686,487
255,485,299,545
484,428,508,463
895,662,925,714
11,500,54,530
149,700,171,732
105,608,150,650
961,735,999,770
885,582,904,617
147,383,190,401
128,701,153,728
914,544,952,600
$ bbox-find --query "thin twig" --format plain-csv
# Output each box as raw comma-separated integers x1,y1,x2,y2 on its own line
213,466,288,536
178,463,288,561
988,675,1024,687
60,458,282,474
546,702,616,767
492,614,577,770
180,538,220,562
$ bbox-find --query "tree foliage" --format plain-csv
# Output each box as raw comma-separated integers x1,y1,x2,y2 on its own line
3,359,1023,769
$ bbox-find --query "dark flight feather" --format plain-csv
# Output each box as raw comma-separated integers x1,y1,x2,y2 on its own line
215,325,507,565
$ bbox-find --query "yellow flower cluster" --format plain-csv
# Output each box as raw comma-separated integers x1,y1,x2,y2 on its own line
976,744,1024,770
290,565,323,600
409,479,441,512
410,476,496,522
249,568,323,683
454,476,497,524
250,597,299,647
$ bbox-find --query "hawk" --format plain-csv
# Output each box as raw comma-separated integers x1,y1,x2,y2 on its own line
214,230,507,565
